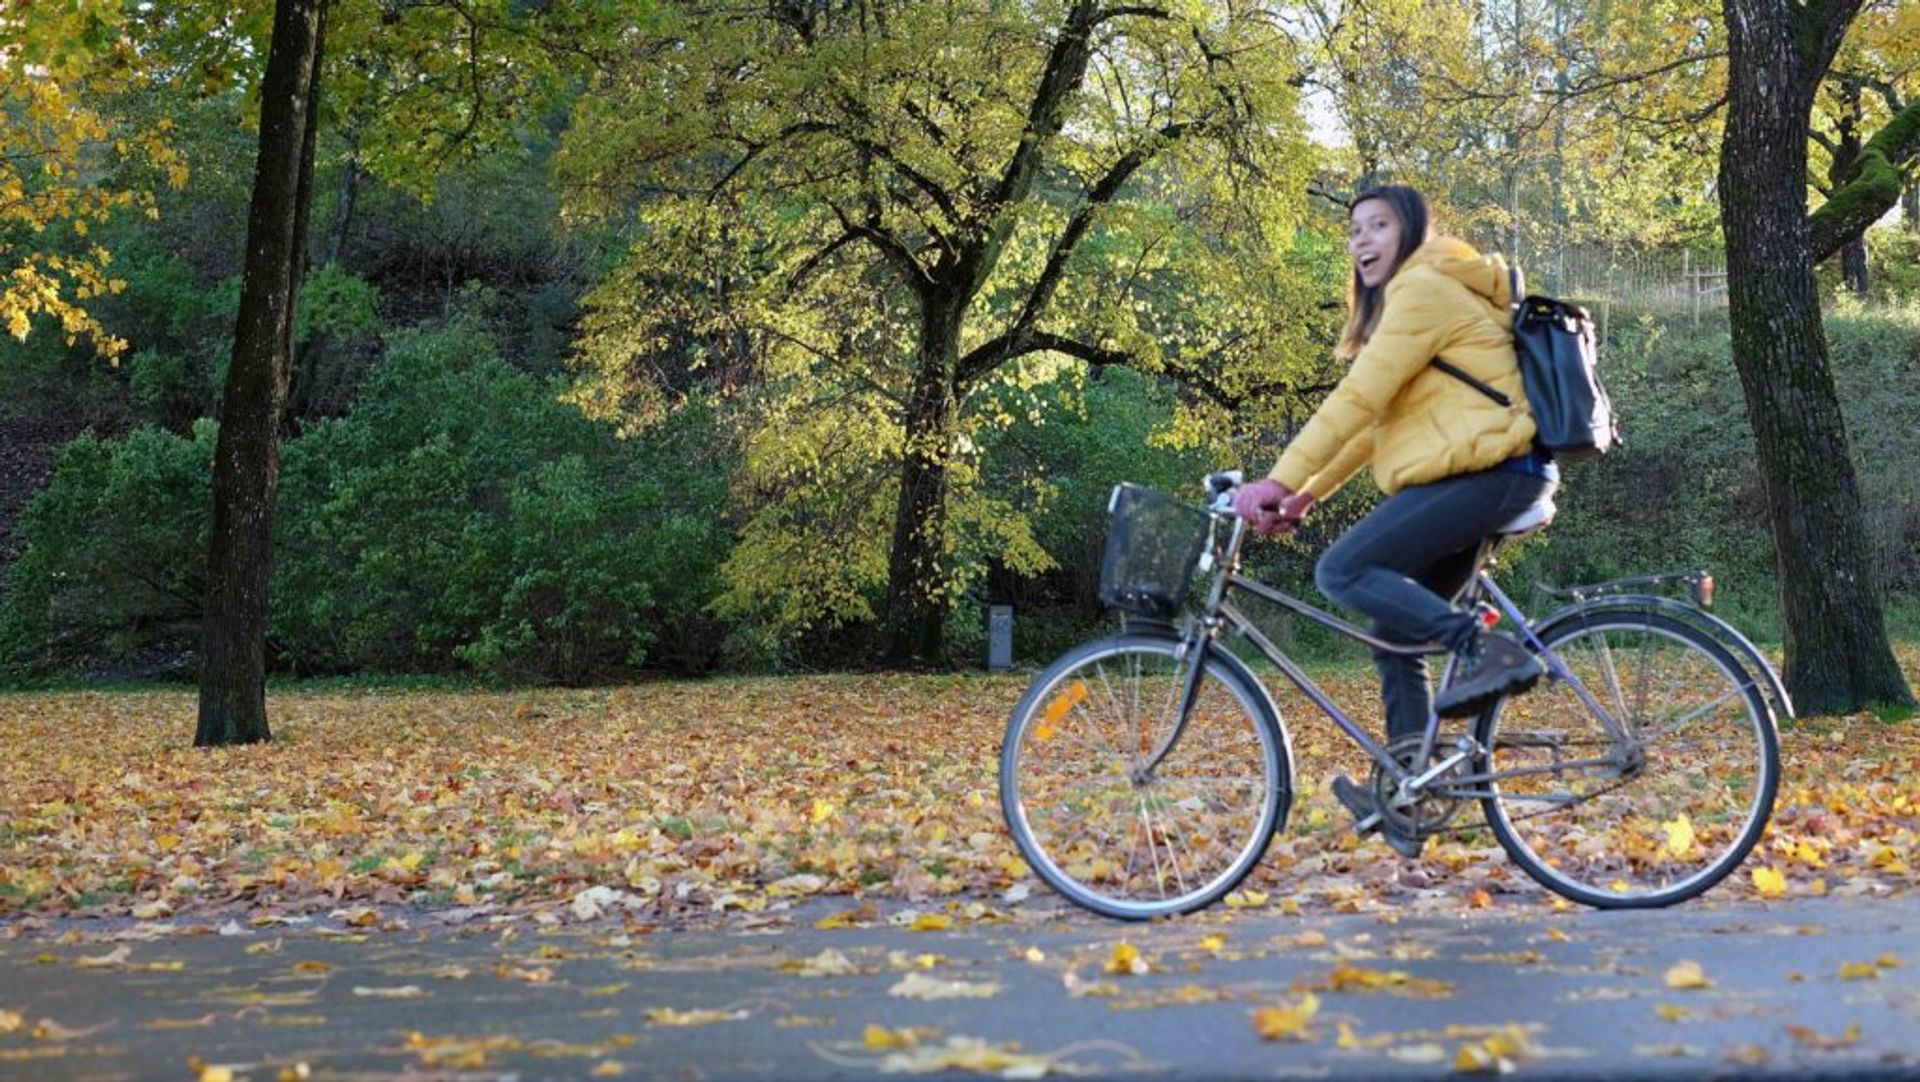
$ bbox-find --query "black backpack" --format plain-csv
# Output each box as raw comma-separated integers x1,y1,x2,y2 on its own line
1433,268,1619,461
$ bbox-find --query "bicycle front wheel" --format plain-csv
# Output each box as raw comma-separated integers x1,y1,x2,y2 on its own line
1476,611,1778,908
1000,633,1290,920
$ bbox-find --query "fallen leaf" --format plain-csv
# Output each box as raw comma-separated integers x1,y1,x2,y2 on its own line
1661,814,1696,858
1751,866,1788,898
1250,993,1320,1042
352,985,426,999
1102,942,1149,976
783,948,861,977
1784,1021,1860,1050
888,972,1002,1000
1663,961,1713,990
644,1007,748,1026
862,1024,934,1050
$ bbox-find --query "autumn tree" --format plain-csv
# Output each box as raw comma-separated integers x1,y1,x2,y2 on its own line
1,2,187,357
562,0,1328,664
1717,0,1918,714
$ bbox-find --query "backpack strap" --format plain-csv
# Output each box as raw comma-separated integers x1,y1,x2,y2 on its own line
1431,358,1513,408
1429,260,1525,408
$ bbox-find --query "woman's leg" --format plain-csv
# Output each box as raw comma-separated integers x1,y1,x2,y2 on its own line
1317,470,1551,735
1370,545,1484,740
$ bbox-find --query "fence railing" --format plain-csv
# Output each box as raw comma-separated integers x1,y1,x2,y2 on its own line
1517,245,1731,344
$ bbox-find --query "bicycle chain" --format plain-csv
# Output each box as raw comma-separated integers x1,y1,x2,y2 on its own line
1414,734,1642,835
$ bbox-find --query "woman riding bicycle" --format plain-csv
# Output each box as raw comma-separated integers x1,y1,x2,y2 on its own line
1233,184,1558,856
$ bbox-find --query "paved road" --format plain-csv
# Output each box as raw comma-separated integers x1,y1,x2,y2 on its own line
2,896,1918,1080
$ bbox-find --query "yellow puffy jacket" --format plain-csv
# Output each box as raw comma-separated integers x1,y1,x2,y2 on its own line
1269,236,1537,498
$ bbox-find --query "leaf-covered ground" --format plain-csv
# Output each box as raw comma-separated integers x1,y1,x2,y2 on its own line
1,647,1916,925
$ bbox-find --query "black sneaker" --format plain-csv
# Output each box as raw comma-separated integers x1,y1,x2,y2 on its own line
1331,774,1424,858
1332,774,1381,832
1434,629,1543,719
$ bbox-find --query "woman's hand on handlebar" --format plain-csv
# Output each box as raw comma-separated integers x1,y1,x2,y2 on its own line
1232,478,1316,537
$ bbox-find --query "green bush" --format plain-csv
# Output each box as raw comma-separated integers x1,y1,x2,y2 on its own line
2,319,735,683
271,319,733,681
0,423,216,677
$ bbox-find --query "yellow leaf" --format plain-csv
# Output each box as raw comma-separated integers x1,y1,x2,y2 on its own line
1752,866,1788,898
1661,814,1695,858
1655,1003,1691,1021
862,1024,925,1050
589,1062,625,1077
1103,942,1149,976
1250,992,1320,1041
1224,890,1268,908
1198,934,1227,955
1839,962,1880,981
1663,961,1713,990
909,913,951,932
1454,1043,1501,1073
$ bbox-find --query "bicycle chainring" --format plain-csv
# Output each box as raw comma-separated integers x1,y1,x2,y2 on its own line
1370,734,1471,837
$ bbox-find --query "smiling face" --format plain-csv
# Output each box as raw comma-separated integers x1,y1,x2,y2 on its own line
1348,198,1405,288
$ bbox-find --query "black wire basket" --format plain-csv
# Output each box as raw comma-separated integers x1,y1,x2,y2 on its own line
1097,484,1219,620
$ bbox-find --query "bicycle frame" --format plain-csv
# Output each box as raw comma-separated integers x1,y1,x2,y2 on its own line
1146,509,1639,812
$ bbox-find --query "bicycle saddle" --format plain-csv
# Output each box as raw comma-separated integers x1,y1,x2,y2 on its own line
1495,495,1556,537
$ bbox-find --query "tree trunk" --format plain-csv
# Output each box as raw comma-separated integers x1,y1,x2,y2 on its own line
1717,0,1914,715
882,296,963,666
1905,182,1918,232
197,0,329,747
1840,236,1869,297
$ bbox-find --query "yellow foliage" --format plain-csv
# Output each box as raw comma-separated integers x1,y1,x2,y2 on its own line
1,7,188,359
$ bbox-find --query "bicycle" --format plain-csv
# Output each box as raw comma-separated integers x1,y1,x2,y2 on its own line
999,473,1781,920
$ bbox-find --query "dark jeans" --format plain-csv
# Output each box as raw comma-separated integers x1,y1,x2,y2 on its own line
1315,468,1555,741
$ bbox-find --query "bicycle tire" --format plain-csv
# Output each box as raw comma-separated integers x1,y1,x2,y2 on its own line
1475,610,1778,908
1000,632,1291,920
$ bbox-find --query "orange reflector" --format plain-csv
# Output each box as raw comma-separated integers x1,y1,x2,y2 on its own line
1693,575,1715,608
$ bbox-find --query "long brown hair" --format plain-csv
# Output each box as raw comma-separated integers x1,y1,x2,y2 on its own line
1335,185,1431,359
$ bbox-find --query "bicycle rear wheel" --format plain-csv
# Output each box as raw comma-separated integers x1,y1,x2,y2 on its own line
1000,633,1290,919
1476,611,1778,908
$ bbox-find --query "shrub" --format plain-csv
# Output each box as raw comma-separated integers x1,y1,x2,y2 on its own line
0,423,215,678
272,319,733,681
3,319,735,683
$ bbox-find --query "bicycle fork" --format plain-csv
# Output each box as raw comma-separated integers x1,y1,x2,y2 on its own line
1129,628,1214,784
